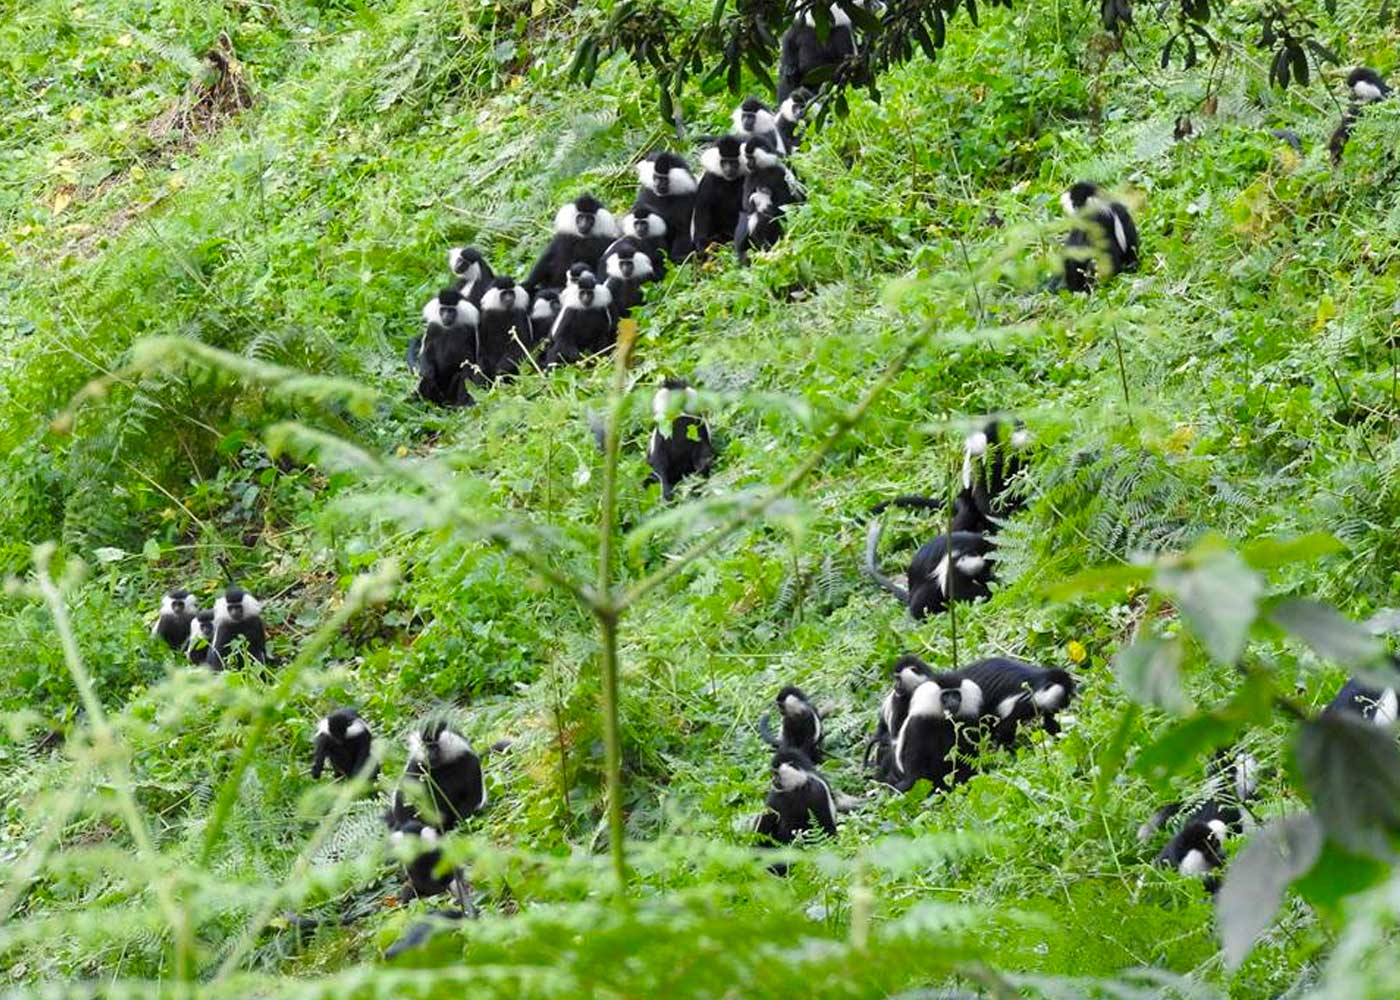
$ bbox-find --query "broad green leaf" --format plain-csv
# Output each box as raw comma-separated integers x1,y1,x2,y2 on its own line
1217,812,1322,969
141,538,162,562
92,547,126,564
1114,635,1189,713
1156,546,1262,665
1295,714,1400,859
1292,838,1391,915
1043,562,1152,601
1269,598,1383,667
1240,532,1344,570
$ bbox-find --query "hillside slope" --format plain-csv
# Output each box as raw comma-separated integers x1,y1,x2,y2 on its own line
3,0,1400,995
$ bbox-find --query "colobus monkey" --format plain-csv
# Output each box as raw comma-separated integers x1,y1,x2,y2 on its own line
473,277,532,382
865,517,995,619
543,272,615,367
959,657,1075,746
389,719,487,832
890,679,964,793
1138,751,1258,843
610,211,668,279
777,4,856,101
758,686,823,762
151,588,198,650
753,748,837,872
416,288,479,407
733,96,786,154
777,87,813,154
1324,673,1400,726
867,654,937,780
312,707,377,781
187,609,215,666
952,420,1033,533
1330,68,1394,162
601,238,656,317
634,152,699,262
1060,181,1140,292
691,136,747,255
646,379,716,501
524,194,619,293
528,289,562,348
1148,754,1257,891
210,586,268,668
448,246,495,304
389,820,464,900
735,136,801,264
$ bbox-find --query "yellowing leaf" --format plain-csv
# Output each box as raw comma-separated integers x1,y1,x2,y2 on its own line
116,33,133,47
1165,423,1196,454
67,106,84,123
1313,294,1337,332
51,191,71,215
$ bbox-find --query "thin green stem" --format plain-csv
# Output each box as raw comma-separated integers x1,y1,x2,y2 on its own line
595,323,636,895
34,545,194,983
619,326,932,611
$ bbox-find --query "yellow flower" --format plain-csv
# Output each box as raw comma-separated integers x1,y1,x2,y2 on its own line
1067,640,1087,665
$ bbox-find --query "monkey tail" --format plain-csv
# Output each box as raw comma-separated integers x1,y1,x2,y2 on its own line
758,712,779,748
864,514,909,604
870,494,943,515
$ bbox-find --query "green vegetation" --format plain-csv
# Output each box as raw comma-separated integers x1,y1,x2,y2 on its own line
3,0,1400,995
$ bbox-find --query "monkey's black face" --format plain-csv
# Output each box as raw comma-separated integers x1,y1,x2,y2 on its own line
575,212,595,235
440,306,459,326
940,688,963,716
741,112,757,132
500,290,515,310
634,219,651,238
618,258,635,278
653,173,670,195
170,598,186,614
721,158,741,180
579,289,595,306
227,601,245,622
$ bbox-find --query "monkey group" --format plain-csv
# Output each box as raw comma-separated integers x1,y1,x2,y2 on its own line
151,585,268,669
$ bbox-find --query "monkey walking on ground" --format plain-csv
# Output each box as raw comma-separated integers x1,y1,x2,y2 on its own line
753,748,838,874
312,707,378,782
646,379,716,500
865,513,995,619
388,719,487,832
1060,181,1139,292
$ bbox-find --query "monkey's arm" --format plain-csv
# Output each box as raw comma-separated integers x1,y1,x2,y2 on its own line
523,241,558,293
247,619,268,663
311,738,328,779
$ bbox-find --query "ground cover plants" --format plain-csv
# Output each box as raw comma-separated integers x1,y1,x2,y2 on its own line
3,0,1400,995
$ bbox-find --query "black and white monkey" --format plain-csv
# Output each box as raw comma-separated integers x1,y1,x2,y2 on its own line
389,719,487,832
758,686,824,762
889,678,971,792
600,238,657,317
416,288,479,407
543,271,616,367
865,518,995,619
777,87,813,154
389,820,472,904
528,289,562,348
752,748,837,871
634,152,698,262
151,588,198,650
472,277,532,382
733,96,786,154
777,3,857,101
1060,181,1140,292
1330,68,1393,162
959,657,1075,746
448,246,495,304
187,609,215,666
868,656,983,784
646,379,716,501
524,194,619,293
209,586,268,669
1145,753,1258,891
610,210,669,278
952,420,1033,533
1324,673,1400,726
691,136,748,255
312,707,377,782
735,136,802,264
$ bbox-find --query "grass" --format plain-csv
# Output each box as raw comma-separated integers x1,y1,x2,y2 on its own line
2,0,1400,994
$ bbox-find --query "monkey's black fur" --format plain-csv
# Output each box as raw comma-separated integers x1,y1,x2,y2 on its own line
416,287,478,407
865,519,994,619
525,194,619,293
958,657,1075,747
634,152,698,262
152,588,197,650
691,136,747,254
312,707,377,781
758,685,823,762
210,586,268,668
389,719,487,832
543,272,616,367
1330,68,1393,163
646,379,715,500
1061,181,1139,292
473,277,532,383
753,748,837,873
777,5,856,101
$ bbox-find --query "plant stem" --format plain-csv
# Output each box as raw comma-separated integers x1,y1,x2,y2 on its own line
1111,324,1133,428
595,322,636,896
947,447,959,670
